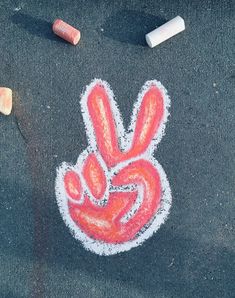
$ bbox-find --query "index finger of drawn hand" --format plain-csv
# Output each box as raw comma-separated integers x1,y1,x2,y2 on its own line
128,82,166,157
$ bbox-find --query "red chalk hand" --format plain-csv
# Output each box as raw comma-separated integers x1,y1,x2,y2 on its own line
55,79,172,255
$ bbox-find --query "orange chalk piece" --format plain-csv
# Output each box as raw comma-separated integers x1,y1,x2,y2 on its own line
0,88,12,115
52,19,81,45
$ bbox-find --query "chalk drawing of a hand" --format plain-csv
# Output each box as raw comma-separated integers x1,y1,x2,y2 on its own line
55,79,172,255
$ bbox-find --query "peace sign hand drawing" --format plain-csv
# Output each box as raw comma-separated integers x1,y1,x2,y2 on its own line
55,79,172,255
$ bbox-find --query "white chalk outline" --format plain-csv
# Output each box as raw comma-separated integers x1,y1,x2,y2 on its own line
55,79,172,255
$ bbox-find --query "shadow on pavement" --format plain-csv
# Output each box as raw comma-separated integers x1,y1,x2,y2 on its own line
101,10,166,46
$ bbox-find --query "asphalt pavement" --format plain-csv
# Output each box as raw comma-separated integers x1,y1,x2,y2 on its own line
0,0,234,297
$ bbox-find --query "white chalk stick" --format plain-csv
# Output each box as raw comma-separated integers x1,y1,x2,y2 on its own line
145,16,185,48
